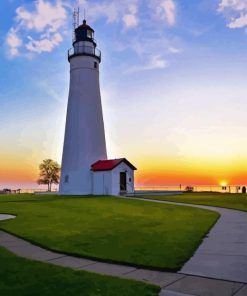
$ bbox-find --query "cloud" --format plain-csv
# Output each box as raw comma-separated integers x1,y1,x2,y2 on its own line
5,0,67,57
123,14,138,28
228,13,247,28
26,33,63,53
116,19,182,72
168,46,182,53
122,4,139,29
218,0,247,29
218,0,247,11
153,0,176,26
78,0,177,29
16,0,67,33
127,55,168,73
6,28,22,57
78,0,139,29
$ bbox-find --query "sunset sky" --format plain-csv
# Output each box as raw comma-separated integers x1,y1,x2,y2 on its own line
1,0,247,189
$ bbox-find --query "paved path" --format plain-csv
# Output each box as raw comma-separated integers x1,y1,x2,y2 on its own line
0,214,15,221
129,198,247,284
1,199,247,296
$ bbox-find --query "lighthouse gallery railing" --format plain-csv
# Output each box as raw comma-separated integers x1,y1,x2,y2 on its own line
68,46,101,61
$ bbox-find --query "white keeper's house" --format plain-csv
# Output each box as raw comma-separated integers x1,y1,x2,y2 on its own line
59,17,136,196
91,158,136,196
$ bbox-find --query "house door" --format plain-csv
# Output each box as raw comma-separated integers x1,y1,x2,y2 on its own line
242,186,246,194
120,172,127,192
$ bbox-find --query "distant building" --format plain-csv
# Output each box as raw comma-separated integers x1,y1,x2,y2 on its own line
59,18,136,196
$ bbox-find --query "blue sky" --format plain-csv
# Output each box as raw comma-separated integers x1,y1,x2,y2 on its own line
1,0,247,188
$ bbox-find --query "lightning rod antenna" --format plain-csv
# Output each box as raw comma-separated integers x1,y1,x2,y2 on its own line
77,7,80,26
72,8,77,43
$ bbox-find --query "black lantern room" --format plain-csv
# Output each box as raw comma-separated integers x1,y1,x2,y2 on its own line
68,20,101,62
74,20,96,46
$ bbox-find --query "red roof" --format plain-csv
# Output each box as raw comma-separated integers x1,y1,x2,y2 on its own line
91,158,137,172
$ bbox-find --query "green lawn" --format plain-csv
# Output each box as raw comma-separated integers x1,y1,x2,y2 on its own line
0,194,219,270
140,192,247,212
0,247,159,296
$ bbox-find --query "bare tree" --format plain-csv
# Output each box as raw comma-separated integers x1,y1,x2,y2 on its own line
37,159,60,192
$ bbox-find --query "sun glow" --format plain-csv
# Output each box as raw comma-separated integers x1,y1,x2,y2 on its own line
220,181,228,187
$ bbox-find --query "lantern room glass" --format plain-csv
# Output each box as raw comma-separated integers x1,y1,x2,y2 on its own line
87,29,93,39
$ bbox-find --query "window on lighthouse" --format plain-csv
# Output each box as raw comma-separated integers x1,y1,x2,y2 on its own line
87,30,93,39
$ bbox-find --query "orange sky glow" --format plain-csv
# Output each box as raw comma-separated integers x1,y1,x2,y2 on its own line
2,152,247,189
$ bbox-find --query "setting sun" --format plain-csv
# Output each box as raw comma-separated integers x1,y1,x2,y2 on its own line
220,181,228,187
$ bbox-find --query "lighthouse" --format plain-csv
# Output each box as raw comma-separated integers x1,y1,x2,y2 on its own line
59,19,107,195
59,18,136,196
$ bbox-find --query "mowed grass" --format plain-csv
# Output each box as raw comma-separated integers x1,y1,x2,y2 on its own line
0,247,159,296
0,194,219,270
140,192,247,212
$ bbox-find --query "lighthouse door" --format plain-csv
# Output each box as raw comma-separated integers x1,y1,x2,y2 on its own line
120,172,127,192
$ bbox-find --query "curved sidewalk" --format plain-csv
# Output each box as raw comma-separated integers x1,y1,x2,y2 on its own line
0,214,15,221
1,198,247,296
130,198,247,284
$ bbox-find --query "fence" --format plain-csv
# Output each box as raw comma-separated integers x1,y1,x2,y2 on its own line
134,185,246,194
0,188,58,194
1,185,245,195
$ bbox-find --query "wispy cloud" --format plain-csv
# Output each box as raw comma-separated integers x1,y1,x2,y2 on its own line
6,0,67,58
116,23,182,72
152,0,176,26
122,4,139,29
26,33,63,53
78,0,177,28
218,0,247,12
127,55,168,73
78,0,139,30
79,0,181,71
15,0,67,33
218,0,247,29
6,28,22,57
168,46,182,53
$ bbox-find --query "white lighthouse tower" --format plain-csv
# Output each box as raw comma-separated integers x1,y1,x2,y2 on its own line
59,19,107,195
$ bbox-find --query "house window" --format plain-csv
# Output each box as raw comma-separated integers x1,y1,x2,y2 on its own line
65,175,69,183
94,62,98,69
129,177,131,182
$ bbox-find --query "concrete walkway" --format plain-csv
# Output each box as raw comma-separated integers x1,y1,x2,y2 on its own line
129,198,247,284
1,199,247,296
0,214,15,221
